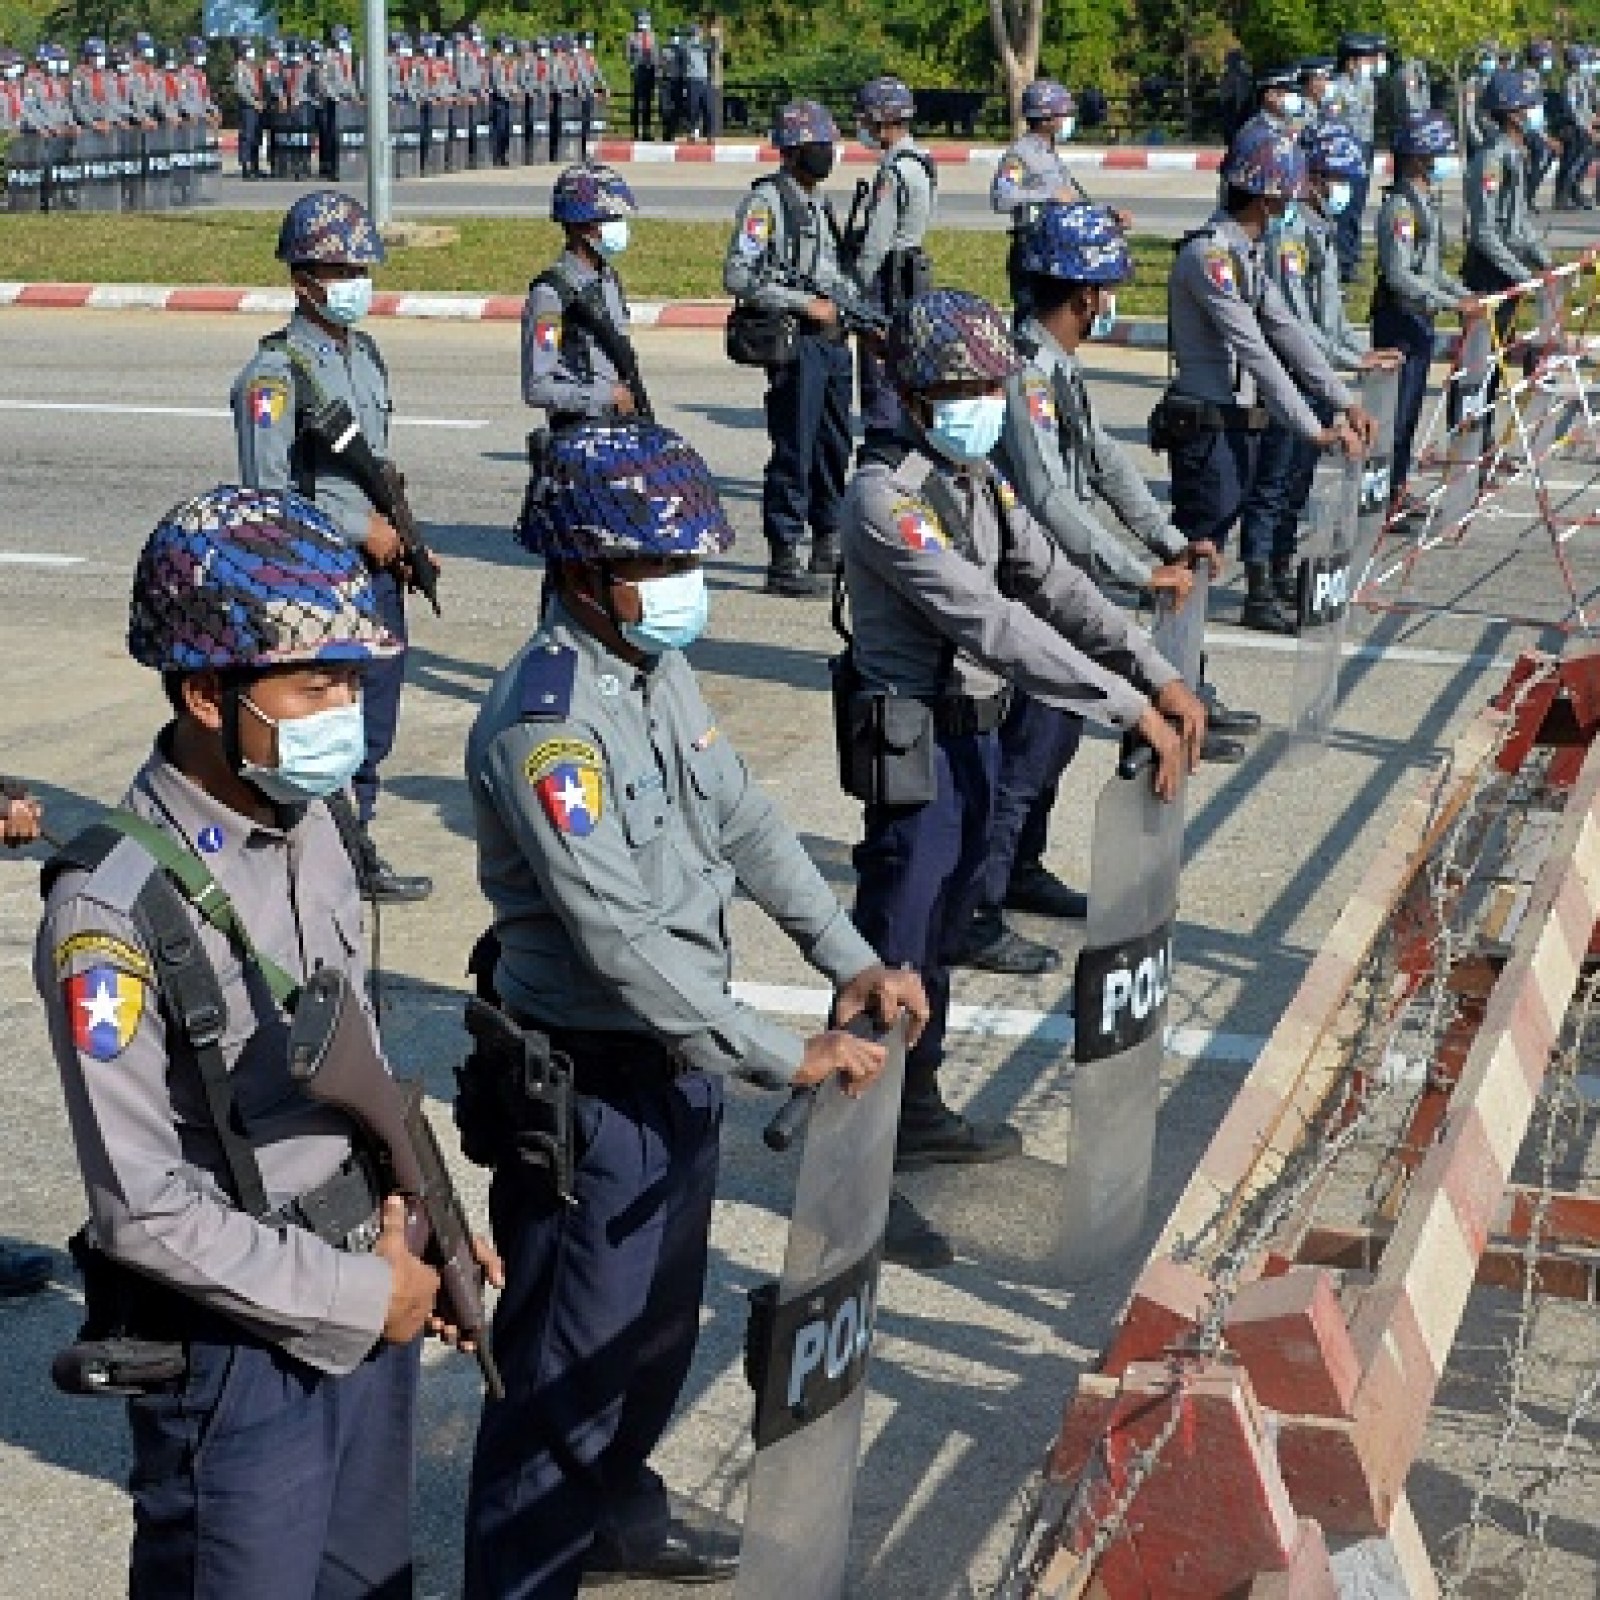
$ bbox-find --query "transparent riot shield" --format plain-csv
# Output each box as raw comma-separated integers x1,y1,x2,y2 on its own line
392,101,421,180
117,128,144,209
557,106,583,160
337,103,366,185
736,1019,906,1600
469,97,491,167
4,133,45,212
75,129,119,211
168,123,195,208
1348,363,1398,595
1055,583,1192,1282
1435,317,1495,538
44,136,84,212
1286,453,1359,761
142,127,172,211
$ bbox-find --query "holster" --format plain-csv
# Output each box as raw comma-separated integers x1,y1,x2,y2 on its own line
457,996,577,1202
829,650,938,808
726,300,799,367
53,1226,190,1398
1147,391,1268,453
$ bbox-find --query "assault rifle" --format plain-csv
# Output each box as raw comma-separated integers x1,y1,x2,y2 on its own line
770,267,891,340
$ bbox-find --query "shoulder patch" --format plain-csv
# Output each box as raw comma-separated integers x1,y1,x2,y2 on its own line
533,757,604,836
1392,206,1416,243
1482,169,1500,194
1024,372,1056,430
997,153,1026,185
893,500,948,552
1278,241,1305,278
994,475,1019,512
517,644,577,721
54,931,152,980
532,313,560,354
66,966,147,1062
246,375,289,428
739,201,773,258
1202,248,1236,294
524,736,601,784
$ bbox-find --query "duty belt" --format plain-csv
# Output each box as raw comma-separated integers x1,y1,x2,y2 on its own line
536,1024,695,1093
928,691,1008,737
269,1147,383,1253
1165,393,1269,432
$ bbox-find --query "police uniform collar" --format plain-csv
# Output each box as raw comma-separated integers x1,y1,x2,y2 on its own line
557,246,603,286
1209,210,1259,254
544,597,651,686
137,732,298,857
1018,315,1074,369
286,306,342,356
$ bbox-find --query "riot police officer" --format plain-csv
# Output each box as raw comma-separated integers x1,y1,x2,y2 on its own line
233,36,264,178
232,194,433,903
35,484,497,1597
626,11,657,140
723,100,857,598
1328,30,1385,281
849,74,937,452
1253,63,1308,131
841,288,1206,1265
523,163,645,431
462,419,925,1597
1159,121,1372,653
1553,44,1595,210
970,204,1211,976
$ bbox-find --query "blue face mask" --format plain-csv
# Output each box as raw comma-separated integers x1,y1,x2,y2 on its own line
621,567,709,654
1089,292,1117,340
1325,181,1353,215
320,276,373,326
1430,155,1461,182
239,697,366,805
1525,105,1547,133
926,395,1006,464
596,218,630,257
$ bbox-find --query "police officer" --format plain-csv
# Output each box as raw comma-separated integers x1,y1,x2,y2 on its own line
849,75,937,452
681,22,715,142
1554,44,1595,209
35,485,499,1596
841,288,1207,1265
1253,63,1308,131
1463,45,1500,158
232,195,433,903
626,11,657,140
1161,121,1373,651
724,100,857,599
317,25,358,180
523,163,643,428
1373,112,1476,520
967,205,1212,977
1524,38,1558,205
659,26,684,140
462,419,925,1597
1298,57,1335,121
1328,31,1385,282
235,37,266,178
490,35,518,164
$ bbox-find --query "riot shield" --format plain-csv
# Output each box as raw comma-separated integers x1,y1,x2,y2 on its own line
392,101,421,179
1348,364,1398,597
44,135,85,213
141,127,172,211
4,133,45,212
428,108,451,171
469,97,491,168
75,129,119,211
525,95,549,163
168,123,194,208
736,1019,907,1600
557,105,583,160
1286,453,1359,760
337,103,366,185
116,128,144,210
1055,586,1190,1282
447,104,467,169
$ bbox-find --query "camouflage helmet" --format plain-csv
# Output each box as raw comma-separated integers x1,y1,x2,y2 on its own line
276,191,387,267
887,289,1022,392
1301,118,1367,180
1220,118,1309,197
772,99,839,148
516,421,736,561
550,161,637,224
1019,79,1074,121
1392,110,1458,157
856,75,915,124
129,487,401,673
1018,202,1131,284
1483,67,1540,114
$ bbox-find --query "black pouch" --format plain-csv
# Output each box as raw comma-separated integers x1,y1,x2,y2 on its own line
53,1226,189,1397
1147,392,1210,454
726,300,799,367
830,652,937,808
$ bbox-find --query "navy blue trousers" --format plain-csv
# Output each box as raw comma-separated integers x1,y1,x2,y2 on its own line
354,568,407,825
1335,154,1372,279
1372,304,1435,497
238,106,262,175
128,1326,419,1600
491,96,512,163
465,1070,723,1600
686,79,713,136
851,731,999,1109
761,334,853,557
1168,425,1260,552
981,693,1082,909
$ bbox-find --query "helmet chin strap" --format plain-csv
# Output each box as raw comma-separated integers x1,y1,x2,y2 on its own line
220,683,248,774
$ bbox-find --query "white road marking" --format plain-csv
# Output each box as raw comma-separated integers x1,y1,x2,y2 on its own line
1206,629,1515,670
0,399,488,430
0,553,85,566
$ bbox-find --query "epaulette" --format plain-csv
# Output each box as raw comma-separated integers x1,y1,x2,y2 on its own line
42,822,160,915
518,641,577,720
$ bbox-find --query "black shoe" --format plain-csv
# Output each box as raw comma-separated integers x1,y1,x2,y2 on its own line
807,534,840,575
883,1190,955,1269
1270,556,1298,605
1196,679,1262,735
1004,863,1088,920
0,1241,52,1298
356,830,434,903
950,908,1061,974
764,553,827,599
1240,595,1298,635
583,1520,740,1585
1201,730,1247,763
896,1109,1023,1171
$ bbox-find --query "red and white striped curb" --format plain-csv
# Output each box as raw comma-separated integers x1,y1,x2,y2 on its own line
591,139,1234,170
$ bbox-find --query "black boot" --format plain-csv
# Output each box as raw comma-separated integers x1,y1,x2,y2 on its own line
883,1190,955,1270
1270,555,1298,605
1240,563,1298,635
1196,664,1262,735
949,906,1061,975
764,547,826,599
1003,862,1088,920
356,827,434,903
807,533,840,575
896,1095,1023,1172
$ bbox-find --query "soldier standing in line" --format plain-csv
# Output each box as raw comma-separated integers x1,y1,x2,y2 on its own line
626,12,658,140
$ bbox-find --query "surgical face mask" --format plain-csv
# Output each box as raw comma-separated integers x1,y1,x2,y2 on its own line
596,218,630,257
1525,105,1547,133
1089,292,1117,340
794,143,835,183
1478,58,1496,76
1268,200,1300,232
1356,63,1372,83
1054,117,1076,142
858,124,879,151
318,276,373,326
239,698,366,804
1325,180,1353,215
925,394,1006,464
620,567,708,653
1374,58,1389,77
1430,155,1461,182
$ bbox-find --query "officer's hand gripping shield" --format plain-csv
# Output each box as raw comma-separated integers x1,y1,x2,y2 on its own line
1056,576,1199,1280
736,1015,907,1600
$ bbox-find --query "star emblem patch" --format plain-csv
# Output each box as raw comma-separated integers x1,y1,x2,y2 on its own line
66,966,146,1062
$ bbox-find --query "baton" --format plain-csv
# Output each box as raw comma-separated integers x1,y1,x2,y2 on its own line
762,1010,894,1152
1117,734,1157,780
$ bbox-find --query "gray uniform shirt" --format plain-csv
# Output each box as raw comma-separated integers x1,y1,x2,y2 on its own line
996,320,1187,589
854,137,936,288
626,29,658,68
1267,206,1367,370
681,37,712,80
1465,134,1552,282
1168,210,1355,441
1375,180,1468,315
232,310,391,549
521,249,630,416
35,746,392,1375
724,171,851,314
1328,70,1376,142
990,130,1087,218
468,603,878,1084
841,445,1179,727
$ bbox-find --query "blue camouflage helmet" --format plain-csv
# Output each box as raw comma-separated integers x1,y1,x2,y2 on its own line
1020,79,1074,121
1393,111,1458,156
550,161,638,224
1301,118,1367,180
1017,202,1132,284
1256,64,1301,90
129,486,402,672
276,191,387,267
887,289,1022,392
1220,119,1309,197
772,99,839,148
1483,67,1540,114
856,75,915,123
516,422,736,561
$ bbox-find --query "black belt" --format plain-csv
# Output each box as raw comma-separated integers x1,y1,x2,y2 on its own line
536,1025,695,1095
270,1148,382,1253
929,692,1008,736
1165,394,1269,433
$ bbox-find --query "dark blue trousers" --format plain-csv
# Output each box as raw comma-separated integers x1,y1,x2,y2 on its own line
1167,425,1260,551
238,105,262,175
355,568,407,825
465,1070,724,1600
761,334,853,558
128,1326,419,1600
1335,153,1373,280
981,693,1082,909
851,731,999,1111
1237,421,1303,565
491,95,512,163
1372,303,1435,497
686,79,712,136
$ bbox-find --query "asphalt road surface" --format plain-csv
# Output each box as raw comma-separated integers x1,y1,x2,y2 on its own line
1,310,1596,1597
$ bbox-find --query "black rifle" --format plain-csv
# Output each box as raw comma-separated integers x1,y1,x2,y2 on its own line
839,177,871,271
771,267,891,339
561,280,654,421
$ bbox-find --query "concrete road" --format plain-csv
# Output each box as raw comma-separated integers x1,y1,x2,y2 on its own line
0,310,1594,1597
